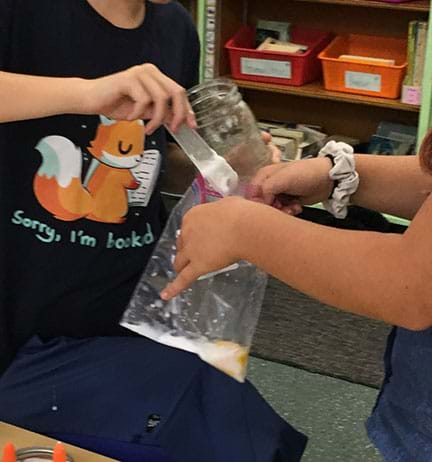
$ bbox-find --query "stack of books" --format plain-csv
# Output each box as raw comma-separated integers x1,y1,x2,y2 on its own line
258,120,327,161
402,20,428,105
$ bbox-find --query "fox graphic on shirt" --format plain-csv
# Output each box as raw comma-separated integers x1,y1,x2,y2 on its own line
33,116,149,224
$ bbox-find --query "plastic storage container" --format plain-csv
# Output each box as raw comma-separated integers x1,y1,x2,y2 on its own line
319,34,407,99
225,25,333,86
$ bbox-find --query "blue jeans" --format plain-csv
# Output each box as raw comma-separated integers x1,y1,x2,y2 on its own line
0,336,307,462
367,327,432,461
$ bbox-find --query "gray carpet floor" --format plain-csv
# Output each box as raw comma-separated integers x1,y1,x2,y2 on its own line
254,277,391,388
248,357,383,461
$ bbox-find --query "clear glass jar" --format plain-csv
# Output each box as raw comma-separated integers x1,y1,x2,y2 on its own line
187,79,272,183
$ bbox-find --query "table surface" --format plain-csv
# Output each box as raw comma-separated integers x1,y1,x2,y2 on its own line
0,422,118,462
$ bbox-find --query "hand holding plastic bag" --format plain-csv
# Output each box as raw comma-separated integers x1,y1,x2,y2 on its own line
121,177,268,382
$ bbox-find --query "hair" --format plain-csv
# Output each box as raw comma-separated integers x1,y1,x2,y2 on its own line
419,128,432,174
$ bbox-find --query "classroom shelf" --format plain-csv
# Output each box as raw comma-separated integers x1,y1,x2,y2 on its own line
296,0,430,12
230,77,421,112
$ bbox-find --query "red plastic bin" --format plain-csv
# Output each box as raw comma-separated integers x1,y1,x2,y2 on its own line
225,26,333,86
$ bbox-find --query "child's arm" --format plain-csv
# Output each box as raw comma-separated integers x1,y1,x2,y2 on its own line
0,64,196,133
161,154,432,330
0,72,86,122
251,154,432,220
161,192,432,331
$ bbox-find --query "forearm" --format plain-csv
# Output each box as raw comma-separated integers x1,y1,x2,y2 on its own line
0,72,87,122
351,154,432,219
237,204,430,329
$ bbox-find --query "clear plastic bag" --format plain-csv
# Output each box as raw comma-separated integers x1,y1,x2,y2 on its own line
121,177,268,382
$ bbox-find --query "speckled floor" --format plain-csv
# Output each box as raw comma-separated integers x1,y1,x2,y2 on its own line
248,357,384,462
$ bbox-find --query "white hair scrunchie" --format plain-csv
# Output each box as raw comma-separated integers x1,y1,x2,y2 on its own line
318,141,360,219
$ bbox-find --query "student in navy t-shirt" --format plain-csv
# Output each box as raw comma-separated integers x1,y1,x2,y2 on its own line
0,1,307,461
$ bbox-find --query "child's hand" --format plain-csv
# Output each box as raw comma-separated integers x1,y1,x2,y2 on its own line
81,64,196,134
160,196,253,300
248,157,334,214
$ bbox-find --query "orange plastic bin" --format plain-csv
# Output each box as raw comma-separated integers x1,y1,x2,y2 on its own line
319,34,407,99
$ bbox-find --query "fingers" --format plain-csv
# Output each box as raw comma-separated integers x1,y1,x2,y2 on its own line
282,202,303,215
273,196,303,215
269,143,282,163
168,86,194,132
137,74,169,135
186,107,197,130
160,265,199,301
150,70,187,132
125,82,153,121
124,64,195,134
248,163,286,204
172,245,190,275
140,65,196,134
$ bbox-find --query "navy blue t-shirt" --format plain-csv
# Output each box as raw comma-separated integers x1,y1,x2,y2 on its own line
0,0,199,372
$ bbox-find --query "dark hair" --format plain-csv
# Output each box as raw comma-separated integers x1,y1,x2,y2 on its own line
419,129,432,174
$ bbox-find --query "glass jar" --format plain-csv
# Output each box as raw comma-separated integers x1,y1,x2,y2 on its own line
187,79,272,183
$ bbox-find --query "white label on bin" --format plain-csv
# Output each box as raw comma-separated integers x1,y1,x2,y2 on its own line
241,57,292,79
345,71,381,92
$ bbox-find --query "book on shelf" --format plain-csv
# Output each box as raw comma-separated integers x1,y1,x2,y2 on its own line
257,37,308,54
368,136,413,156
402,20,428,105
255,20,290,48
376,121,417,144
413,20,428,87
405,20,417,87
202,0,218,81
367,121,417,155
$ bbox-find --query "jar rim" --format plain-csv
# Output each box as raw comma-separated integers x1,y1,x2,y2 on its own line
188,79,239,110
187,78,237,99
187,79,242,128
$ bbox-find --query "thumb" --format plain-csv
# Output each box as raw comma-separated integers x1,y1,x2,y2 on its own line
261,130,272,144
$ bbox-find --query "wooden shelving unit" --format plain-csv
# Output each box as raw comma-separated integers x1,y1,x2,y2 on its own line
231,78,421,112
211,0,430,142
297,0,429,12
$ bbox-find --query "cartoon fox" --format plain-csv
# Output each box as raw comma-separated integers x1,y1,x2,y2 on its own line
33,117,145,224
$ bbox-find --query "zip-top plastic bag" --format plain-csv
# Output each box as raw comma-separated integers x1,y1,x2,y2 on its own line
121,176,268,382
121,78,272,382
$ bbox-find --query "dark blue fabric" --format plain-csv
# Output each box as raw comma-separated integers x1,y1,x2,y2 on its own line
0,336,307,462
367,327,432,461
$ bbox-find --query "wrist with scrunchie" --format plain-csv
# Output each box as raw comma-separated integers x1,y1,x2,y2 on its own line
318,141,360,219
